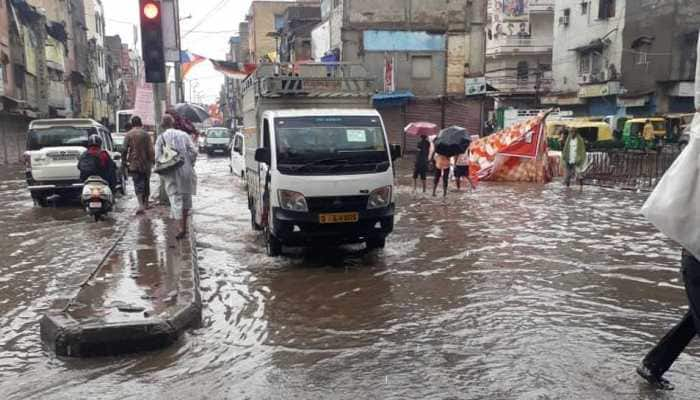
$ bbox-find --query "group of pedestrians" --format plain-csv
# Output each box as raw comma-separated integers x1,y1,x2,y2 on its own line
118,114,197,239
412,134,476,197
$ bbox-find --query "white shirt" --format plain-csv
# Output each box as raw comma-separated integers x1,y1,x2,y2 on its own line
568,137,578,163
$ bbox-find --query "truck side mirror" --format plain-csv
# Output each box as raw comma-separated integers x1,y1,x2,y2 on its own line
390,144,402,160
255,148,271,164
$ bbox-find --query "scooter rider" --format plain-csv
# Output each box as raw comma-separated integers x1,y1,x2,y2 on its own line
78,134,117,189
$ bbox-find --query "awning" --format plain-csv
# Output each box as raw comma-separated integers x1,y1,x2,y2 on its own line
570,38,608,53
372,90,415,108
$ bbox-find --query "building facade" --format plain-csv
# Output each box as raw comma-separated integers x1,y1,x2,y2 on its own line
246,1,297,62
485,0,554,110
313,0,488,144
548,0,699,116
278,4,321,63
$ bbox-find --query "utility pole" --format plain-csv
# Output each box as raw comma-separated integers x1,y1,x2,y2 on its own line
695,31,700,112
173,0,184,103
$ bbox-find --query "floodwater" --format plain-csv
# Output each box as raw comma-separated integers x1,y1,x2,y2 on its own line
0,157,698,399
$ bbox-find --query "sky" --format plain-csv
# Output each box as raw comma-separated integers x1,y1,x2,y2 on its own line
103,0,258,105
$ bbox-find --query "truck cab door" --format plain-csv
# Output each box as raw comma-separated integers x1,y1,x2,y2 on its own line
257,118,272,227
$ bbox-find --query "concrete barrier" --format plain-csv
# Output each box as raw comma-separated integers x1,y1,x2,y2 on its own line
40,210,201,357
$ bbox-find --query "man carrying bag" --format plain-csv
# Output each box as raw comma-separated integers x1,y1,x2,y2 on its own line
637,34,700,391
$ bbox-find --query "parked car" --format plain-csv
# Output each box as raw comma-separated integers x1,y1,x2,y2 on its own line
229,131,245,177
204,127,232,156
24,119,125,206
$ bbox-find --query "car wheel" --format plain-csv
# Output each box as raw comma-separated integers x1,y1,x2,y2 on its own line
366,237,386,251
265,227,282,257
31,193,49,207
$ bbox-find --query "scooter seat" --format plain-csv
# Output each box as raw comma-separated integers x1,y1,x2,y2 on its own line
85,176,109,185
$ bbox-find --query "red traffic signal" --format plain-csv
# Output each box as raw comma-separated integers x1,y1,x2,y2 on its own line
142,2,160,20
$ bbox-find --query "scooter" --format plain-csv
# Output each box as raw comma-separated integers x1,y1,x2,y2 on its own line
81,176,114,221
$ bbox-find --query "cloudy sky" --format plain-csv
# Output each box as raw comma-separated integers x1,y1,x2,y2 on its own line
104,0,265,105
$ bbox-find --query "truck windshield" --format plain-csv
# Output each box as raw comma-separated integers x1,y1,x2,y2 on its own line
27,127,96,150
275,116,389,175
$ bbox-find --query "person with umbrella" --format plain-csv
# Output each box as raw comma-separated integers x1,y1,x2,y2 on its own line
432,126,471,197
405,122,439,193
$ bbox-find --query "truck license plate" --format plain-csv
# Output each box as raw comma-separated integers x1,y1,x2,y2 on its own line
89,201,102,208
319,212,359,224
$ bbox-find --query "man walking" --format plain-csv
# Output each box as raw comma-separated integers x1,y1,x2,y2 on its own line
123,116,155,215
561,128,586,187
413,135,430,193
155,115,197,239
638,250,700,390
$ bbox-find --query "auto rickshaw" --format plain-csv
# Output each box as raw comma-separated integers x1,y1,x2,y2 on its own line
665,113,694,143
622,118,667,150
546,120,614,150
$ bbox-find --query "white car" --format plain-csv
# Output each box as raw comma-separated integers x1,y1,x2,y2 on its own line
229,131,245,178
204,127,232,156
24,119,124,206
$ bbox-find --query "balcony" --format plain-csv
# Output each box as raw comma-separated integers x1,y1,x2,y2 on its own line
486,71,553,95
486,37,553,56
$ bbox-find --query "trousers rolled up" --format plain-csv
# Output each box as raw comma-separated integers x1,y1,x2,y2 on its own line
642,251,700,377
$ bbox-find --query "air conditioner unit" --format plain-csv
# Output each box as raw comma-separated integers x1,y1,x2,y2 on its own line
559,15,570,26
578,73,590,84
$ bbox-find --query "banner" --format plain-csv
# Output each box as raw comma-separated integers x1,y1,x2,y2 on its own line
134,66,155,126
383,54,395,92
492,0,530,38
469,112,550,183
210,59,257,79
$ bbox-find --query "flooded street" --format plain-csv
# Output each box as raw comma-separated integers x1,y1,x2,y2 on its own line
1,156,699,399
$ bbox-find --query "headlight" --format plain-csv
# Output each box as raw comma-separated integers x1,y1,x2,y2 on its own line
367,186,391,209
278,189,308,212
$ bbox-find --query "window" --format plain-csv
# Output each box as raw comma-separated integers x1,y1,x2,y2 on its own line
0,64,6,83
516,61,529,82
598,0,615,19
578,51,602,75
581,1,588,15
636,51,648,65
234,136,243,154
274,14,285,30
412,56,432,79
263,119,271,149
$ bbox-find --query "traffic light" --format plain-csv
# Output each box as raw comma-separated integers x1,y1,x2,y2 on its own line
139,0,165,83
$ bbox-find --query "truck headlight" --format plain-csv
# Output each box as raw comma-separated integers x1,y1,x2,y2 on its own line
367,186,391,209
278,189,308,212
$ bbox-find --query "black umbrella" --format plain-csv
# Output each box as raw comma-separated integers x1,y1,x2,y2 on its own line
434,126,470,157
172,103,210,123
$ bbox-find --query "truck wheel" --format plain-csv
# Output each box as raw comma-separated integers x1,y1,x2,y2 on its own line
366,237,386,251
265,228,282,257
31,193,49,207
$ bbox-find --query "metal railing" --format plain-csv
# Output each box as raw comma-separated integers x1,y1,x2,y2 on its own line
583,148,681,191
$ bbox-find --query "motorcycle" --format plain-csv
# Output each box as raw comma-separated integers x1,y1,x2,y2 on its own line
81,176,114,221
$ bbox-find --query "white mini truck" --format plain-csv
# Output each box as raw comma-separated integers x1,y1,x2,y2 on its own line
242,64,401,256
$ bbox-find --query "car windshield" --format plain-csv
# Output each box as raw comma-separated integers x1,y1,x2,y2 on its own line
207,129,229,139
27,127,96,150
276,116,387,163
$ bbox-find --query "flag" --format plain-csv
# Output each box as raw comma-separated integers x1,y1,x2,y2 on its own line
180,51,207,79
210,59,257,79
383,54,395,92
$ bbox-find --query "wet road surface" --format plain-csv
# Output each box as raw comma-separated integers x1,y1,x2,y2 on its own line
0,156,698,399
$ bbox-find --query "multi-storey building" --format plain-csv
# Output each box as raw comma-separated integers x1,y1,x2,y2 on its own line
485,0,554,110
312,0,488,143
547,0,699,116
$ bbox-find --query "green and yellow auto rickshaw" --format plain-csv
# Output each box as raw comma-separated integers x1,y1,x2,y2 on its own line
622,118,667,150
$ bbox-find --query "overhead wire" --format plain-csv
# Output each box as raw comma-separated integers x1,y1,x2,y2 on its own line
182,0,233,38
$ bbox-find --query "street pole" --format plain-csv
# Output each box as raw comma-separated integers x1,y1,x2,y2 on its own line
173,0,184,103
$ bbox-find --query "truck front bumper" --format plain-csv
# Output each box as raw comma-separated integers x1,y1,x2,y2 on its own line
272,205,395,246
